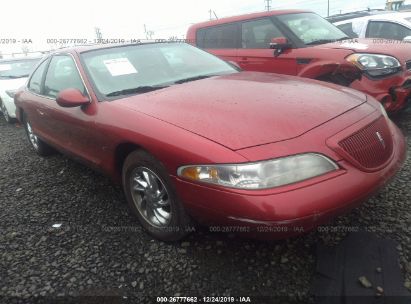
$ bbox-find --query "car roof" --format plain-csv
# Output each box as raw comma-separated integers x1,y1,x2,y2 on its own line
333,11,411,24
327,9,391,23
188,9,311,29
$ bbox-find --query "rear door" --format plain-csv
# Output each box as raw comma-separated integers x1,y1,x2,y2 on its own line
196,23,240,62
236,17,298,75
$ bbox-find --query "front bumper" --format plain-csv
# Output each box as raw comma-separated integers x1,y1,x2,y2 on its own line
350,71,411,113
172,120,406,239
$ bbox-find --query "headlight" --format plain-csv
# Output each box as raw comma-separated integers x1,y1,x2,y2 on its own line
5,90,17,98
346,53,401,77
177,153,338,190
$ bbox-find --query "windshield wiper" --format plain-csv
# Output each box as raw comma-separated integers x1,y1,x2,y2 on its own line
174,75,213,84
106,85,168,97
306,39,336,45
0,74,29,79
306,37,350,45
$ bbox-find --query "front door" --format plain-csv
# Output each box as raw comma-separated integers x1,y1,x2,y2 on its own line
236,18,298,75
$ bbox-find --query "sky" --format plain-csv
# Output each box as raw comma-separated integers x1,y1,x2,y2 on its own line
0,0,387,56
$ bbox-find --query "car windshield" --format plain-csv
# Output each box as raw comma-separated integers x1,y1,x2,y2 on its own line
0,58,39,79
277,12,349,45
81,43,237,99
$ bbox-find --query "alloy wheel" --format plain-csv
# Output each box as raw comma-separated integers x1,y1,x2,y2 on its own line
26,121,39,150
130,167,172,227
1,103,10,122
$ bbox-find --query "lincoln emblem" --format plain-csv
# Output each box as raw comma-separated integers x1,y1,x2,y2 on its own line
376,132,386,149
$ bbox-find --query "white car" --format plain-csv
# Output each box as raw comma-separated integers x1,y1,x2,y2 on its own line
333,12,411,41
0,58,40,123
399,0,411,11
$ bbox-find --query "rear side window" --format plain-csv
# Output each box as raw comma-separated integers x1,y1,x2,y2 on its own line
197,23,238,49
44,55,86,99
367,21,411,40
337,23,359,38
28,59,48,94
241,18,283,48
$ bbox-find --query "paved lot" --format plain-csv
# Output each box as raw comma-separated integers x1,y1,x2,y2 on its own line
0,111,410,303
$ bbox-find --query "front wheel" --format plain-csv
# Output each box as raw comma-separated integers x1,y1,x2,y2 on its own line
1,102,14,123
122,150,192,241
23,114,54,156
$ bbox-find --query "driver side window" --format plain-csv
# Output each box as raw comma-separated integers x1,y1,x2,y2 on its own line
241,18,283,49
44,55,86,99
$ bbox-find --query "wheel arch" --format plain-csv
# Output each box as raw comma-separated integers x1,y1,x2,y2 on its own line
17,107,25,123
114,142,147,183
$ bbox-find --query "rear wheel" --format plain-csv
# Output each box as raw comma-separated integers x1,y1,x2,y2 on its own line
122,150,192,241
23,114,54,156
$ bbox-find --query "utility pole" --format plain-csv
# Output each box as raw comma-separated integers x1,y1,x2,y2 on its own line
95,27,103,41
144,24,154,40
208,10,218,20
21,45,30,56
264,0,272,11
327,0,330,17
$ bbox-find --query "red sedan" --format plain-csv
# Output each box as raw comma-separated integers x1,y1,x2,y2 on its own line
15,42,406,241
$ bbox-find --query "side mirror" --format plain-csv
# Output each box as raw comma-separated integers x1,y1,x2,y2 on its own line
403,36,411,43
56,88,89,108
269,37,292,50
269,37,292,57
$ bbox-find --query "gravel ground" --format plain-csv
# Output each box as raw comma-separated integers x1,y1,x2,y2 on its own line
0,111,410,303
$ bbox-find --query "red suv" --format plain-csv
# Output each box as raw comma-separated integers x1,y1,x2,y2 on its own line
187,10,411,112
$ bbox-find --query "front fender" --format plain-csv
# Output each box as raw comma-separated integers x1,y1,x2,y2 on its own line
298,60,362,86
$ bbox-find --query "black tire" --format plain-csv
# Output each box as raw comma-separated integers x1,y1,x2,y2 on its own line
23,113,54,156
1,101,14,123
122,150,192,241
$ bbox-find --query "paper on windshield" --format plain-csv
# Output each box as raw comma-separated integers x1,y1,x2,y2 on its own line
0,64,12,71
103,58,138,76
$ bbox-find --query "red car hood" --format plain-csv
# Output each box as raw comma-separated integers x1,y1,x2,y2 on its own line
119,72,366,150
316,38,411,63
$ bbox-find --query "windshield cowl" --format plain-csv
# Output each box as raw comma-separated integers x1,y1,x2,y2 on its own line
106,85,170,97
